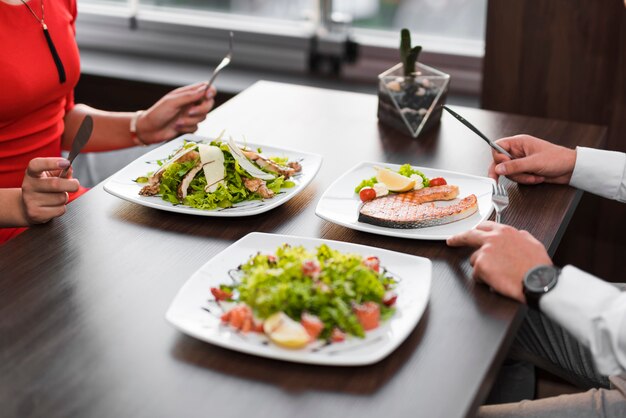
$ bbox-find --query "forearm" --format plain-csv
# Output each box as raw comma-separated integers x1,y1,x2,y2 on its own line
63,104,136,152
0,189,28,228
540,265,626,376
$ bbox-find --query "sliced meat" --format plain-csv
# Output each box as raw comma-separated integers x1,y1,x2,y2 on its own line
241,149,296,179
288,161,302,173
359,187,478,229
177,161,203,200
139,149,199,196
243,177,275,199
175,150,199,164
138,183,160,196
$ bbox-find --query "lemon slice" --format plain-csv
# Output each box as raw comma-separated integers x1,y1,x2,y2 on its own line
375,168,415,192
263,312,310,349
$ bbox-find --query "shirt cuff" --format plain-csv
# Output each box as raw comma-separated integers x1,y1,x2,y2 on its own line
540,265,624,375
570,147,626,201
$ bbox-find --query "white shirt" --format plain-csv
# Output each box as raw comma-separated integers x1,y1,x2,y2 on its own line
540,146,626,377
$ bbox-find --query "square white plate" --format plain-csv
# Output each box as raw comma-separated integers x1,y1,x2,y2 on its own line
315,162,495,240
103,134,322,217
166,232,432,366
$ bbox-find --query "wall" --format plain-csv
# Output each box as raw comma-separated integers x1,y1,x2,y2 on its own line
482,0,626,282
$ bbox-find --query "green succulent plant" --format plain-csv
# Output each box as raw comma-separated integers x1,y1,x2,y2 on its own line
400,28,422,77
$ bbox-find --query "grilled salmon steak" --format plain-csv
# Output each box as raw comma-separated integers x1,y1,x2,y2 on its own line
358,185,478,228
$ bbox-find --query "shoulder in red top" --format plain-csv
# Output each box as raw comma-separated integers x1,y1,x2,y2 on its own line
0,0,81,189
0,0,83,244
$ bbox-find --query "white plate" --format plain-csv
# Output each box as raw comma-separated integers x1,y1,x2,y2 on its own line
103,134,322,217
166,232,431,366
315,162,495,240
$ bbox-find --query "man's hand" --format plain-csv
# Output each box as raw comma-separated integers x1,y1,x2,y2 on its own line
136,82,216,144
446,221,552,303
21,158,80,224
488,135,577,185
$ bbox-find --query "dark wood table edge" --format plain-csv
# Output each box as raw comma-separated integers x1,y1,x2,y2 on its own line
548,189,582,257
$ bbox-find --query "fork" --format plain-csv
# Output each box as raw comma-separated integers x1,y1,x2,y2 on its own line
204,31,233,95
492,183,509,223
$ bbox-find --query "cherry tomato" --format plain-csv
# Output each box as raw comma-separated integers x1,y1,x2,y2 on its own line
220,311,232,322
331,327,346,343
363,256,380,273
382,291,398,307
229,307,246,329
253,320,265,333
301,313,324,340
211,287,233,301
228,305,253,331
353,301,380,331
429,177,447,187
241,317,253,333
359,187,377,202
302,259,321,278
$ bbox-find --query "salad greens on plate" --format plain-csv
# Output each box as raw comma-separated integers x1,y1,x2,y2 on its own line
212,243,398,349
136,134,301,210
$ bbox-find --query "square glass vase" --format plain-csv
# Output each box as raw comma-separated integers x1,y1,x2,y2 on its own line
377,62,450,138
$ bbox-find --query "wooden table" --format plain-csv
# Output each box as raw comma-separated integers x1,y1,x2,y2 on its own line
0,81,605,418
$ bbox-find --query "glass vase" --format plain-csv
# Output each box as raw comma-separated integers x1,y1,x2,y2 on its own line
377,62,450,138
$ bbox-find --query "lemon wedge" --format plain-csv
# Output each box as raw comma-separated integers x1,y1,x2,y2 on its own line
375,168,415,192
263,312,310,349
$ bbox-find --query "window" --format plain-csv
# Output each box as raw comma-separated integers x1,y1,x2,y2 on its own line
76,0,486,94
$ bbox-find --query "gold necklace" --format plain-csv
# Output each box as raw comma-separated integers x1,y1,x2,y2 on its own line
20,0,66,83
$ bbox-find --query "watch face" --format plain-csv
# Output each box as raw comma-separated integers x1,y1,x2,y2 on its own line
526,266,558,292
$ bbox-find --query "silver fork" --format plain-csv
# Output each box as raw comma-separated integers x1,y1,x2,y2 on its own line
492,183,509,223
204,31,233,95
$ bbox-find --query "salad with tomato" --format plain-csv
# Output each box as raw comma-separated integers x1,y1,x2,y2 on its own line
355,164,447,202
210,244,398,349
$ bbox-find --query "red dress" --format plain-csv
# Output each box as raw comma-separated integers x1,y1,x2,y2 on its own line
0,0,82,243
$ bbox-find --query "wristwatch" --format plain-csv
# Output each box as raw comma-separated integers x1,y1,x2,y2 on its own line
523,265,561,310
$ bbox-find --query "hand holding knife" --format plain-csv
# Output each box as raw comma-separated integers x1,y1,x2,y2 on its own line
442,105,513,159
59,115,93,178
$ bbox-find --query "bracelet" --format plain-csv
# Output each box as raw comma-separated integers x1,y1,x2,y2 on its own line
130,110,148,146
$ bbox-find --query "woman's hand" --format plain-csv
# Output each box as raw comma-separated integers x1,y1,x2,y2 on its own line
21,158,80,224
446,221,552,303
136,82,216,144
488,134,577,185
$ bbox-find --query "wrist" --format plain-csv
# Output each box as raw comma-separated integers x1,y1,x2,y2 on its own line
563,147,577,183
523,264,560,309
130,110,149,146
0,188,30,228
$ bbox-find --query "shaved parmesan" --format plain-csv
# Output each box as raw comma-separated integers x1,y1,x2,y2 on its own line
198,144,225,193
227,137,275,181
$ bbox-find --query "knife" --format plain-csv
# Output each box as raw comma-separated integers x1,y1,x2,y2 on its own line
60,115,93,178
442,105,513,159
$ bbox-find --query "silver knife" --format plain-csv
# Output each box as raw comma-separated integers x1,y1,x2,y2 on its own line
442,105,513,159
60,115,93,178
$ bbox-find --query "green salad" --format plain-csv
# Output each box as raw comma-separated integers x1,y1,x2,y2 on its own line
213,244,398,347
136,136,300,210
